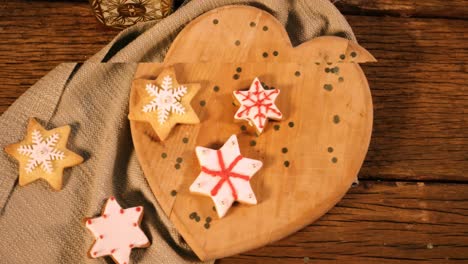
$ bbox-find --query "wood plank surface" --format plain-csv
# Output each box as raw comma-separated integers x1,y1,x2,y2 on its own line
335,0,468,19
0,1,465,181
0,0,118,113
220,181,468,263
348,16,468,182
0,0,467,263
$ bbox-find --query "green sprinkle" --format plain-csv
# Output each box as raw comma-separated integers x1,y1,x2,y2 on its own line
213,19,219,25
236,67,242,73
333,115,340,124
274,124,280,131
200,100,206,106
288,121,294,128
332,157,338,163
327,147,334,153
340,54,346,60
195,216,201,222
338,77,344,82
204,223,210,229
182,137,189,144
262,52,268,58
282,147,288,154
213,86,220,92
295,71,301,77
284,161,290,167
250,140,256,147
273,51,279,56
170,190,177,196
212,206,216,211
189,212,197,219
324,84,333,91
176,157,183,163
206,217,212,223
263,26,268,31
175,163,181,170
240,125,247,131
235,40,241,46
250,22,256,27
331,66,339,74
351,51,357,57
233,74,240,80
161,153,167,159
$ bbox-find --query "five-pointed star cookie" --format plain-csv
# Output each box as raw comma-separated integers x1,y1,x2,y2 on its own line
233,77,283,134
4,118,83,190
128,67,200,141
189,134,263,218
85,197,150,264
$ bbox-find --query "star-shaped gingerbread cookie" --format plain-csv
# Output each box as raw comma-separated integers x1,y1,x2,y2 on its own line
85,197,150,264
233,77,283,134
128,67,200,141
189,134,263,218
4,118,83,190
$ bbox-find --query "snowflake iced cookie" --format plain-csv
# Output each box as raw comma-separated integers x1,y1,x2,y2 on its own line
4,118,83,190
85,197,150,264
233,77,283,134
128,67,200,141
189,135,263,218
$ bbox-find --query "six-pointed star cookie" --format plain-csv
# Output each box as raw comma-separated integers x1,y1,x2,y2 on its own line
233,77,283,134
128,67,200,141
189,134,263,218
85,197,150,264
4,118,83,190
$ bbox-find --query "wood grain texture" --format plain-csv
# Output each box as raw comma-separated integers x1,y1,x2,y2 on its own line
129,6,375,260
0,0,118,113
348,16,468,181
1,5,465,181
0,1,466,262
335,0,468,19
219,181,468,263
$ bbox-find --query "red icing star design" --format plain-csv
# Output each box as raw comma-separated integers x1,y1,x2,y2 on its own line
189,135,263,218
233,77,283,134
85,197,150,264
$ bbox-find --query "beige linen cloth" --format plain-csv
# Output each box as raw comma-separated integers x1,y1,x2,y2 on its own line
0,0,355,263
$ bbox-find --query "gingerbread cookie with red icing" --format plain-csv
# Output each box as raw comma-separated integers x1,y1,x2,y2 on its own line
233,77,283,134
189,134,263,218
85,197,150,264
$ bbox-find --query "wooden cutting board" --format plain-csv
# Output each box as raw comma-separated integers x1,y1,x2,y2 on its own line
129,5,375,261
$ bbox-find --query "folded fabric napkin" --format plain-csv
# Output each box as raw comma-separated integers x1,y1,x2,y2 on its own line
0,0,355,262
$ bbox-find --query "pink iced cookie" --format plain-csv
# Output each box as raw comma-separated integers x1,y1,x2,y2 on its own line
233,77,283,134
189,135,263,218
85,197,150,264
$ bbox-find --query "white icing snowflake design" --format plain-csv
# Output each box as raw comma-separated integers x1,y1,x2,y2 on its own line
17,130,65,173
142,75,187,124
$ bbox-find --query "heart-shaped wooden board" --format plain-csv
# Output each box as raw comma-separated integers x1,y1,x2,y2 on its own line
129,5,375,261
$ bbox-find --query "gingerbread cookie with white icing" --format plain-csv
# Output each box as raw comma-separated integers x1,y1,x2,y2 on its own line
128,67,200,141
233,77,283,134
189,134,263,218
85,197,150,264
4,118,83,190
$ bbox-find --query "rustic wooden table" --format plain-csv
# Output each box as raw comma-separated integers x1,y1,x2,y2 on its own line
0,0,467,263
